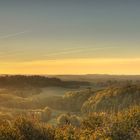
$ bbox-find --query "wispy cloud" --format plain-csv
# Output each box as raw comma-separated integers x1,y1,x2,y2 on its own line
44,46,118,57
0,31,30,39
0,46,119,60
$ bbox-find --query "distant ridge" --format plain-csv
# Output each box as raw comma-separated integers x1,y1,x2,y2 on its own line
48,74,140,82
0,75,90,88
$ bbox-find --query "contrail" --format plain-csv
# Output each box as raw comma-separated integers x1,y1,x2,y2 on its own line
0,31,30,39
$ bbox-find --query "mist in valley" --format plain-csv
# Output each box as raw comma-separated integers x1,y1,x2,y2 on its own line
0,75,140,140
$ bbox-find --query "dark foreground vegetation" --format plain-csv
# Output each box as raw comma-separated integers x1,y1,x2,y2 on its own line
0,106,140,140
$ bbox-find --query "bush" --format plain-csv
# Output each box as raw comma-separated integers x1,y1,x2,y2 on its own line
57,114,70,126
57,114,81,127
0,117,55,140
82,112,107,130
108,106,140,140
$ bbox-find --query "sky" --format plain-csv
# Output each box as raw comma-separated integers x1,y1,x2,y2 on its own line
0,0,140,74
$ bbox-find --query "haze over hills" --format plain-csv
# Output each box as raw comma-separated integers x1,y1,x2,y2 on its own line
48,74,140,82
0,74,140,140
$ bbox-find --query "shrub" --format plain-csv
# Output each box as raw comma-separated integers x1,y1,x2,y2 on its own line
82,112,107,130
108,106,140,140
57,114,71,126
57,114,81,127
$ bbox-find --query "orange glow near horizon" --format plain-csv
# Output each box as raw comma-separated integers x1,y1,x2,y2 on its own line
0,58,140,75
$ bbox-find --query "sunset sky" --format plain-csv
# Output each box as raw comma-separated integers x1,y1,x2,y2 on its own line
0,0,140,74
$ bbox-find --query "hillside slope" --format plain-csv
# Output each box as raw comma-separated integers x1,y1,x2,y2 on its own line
82,85,140,113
